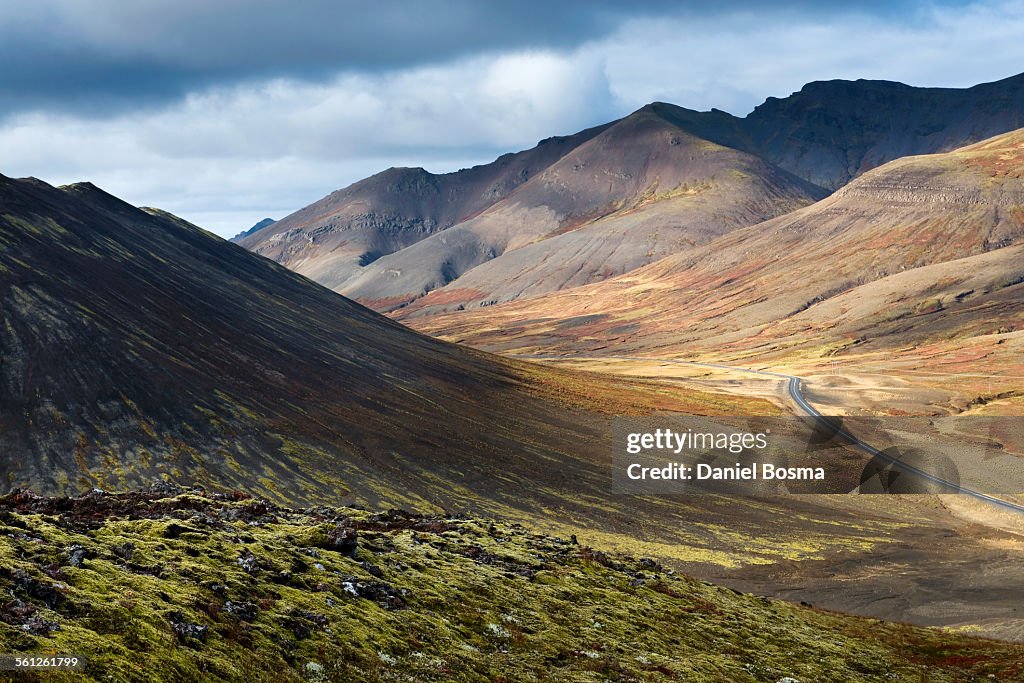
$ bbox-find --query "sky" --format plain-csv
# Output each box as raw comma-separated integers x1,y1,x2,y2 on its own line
1,1,1023,237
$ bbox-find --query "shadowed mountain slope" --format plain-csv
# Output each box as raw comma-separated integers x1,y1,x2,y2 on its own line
0,173,748,510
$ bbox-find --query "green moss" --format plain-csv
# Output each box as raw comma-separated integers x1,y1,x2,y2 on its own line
0,488,1020,682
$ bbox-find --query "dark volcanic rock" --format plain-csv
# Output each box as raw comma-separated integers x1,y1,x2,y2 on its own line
224,600,259,622
325,521,358,556
168,611,208,643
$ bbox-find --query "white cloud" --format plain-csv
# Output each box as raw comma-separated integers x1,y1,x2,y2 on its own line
0,50,614,236
602,1,1024,115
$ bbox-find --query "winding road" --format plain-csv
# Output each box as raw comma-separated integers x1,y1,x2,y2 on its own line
517,354,1024,514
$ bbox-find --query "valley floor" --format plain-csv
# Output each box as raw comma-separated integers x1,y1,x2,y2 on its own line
500,355,1024,642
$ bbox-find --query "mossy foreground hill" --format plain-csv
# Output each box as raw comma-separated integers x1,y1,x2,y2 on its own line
1,488,1021,683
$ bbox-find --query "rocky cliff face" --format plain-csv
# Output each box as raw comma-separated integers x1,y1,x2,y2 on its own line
742,73,1024,189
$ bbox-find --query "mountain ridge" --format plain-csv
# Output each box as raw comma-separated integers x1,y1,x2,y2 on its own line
238,71,1024,318
412,127,1024,368
236,122,613,290
344,106,826,315
232,217,276,240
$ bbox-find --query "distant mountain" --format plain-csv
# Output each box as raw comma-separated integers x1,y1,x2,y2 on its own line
244,106,824,314
669,72,1024,190
239,72,1024,318
346,106,824,315
235,122,612,290
415,128,1024,364
232,217,276,240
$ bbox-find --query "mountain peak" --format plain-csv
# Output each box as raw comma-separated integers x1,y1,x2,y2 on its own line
61,180,100,191
231,217,277,241
59,180,116,200
632,101,675,113
626,101,707,121
799,77,913,93
378,165,429,177
58,180,142,216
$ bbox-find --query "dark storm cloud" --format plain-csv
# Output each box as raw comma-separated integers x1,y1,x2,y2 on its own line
0,0,656,115
0,0,959,117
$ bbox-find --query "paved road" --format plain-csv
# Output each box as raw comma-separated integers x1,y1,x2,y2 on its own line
516,354,1024,514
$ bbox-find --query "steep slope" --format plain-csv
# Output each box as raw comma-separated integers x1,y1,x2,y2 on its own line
342,107,824,313
236,122,611,290
0,172,756,512
415,128,1024,362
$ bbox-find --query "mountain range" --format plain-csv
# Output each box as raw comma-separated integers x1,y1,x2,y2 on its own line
415,128,1024,373
5,70,1024,649
238,73,1024,320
